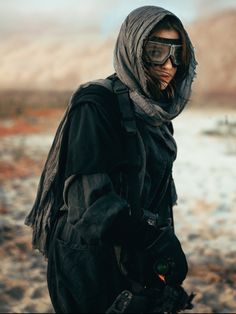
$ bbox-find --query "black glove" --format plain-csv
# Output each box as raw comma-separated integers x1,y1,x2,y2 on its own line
149,285,195,313
146,225,188,286
106,287,195,313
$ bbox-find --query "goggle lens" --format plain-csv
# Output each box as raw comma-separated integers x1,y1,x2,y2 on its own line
145,39,182,67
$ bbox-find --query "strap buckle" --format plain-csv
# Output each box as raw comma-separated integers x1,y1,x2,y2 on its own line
142,210,172,229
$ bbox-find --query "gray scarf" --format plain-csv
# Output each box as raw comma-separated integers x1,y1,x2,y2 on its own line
113,5,197,127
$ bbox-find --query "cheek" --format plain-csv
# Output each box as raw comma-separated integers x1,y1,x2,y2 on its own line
172,68,177,77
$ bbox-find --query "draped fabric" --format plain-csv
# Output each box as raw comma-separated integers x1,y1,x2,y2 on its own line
25,5,197,257
113,5,197,127
24,84,124,256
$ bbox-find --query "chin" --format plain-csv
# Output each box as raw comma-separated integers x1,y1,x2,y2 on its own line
160,82,168,90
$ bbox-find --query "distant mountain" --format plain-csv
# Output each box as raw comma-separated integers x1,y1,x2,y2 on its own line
187,9,236,101
0,35,114,91
1,9,236,104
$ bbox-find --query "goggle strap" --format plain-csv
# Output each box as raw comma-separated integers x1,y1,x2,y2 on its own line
150,36,182,45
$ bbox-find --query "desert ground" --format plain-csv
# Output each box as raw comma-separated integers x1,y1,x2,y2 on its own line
0,4,236,313
0,102,236,313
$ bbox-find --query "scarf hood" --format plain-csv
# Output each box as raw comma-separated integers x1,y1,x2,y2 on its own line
113,5,197,125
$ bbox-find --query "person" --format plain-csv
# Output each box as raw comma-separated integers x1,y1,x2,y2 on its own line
25,5,197,313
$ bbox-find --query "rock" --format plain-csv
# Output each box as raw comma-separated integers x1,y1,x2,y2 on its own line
5,286,25,300
23,304,37,313
31,287,44,299
0,302,12,313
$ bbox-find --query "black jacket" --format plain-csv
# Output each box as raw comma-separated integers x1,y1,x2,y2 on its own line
47,81,178,312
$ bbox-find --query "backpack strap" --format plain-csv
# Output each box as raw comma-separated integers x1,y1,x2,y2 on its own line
86,76,142,220
112,79,142,220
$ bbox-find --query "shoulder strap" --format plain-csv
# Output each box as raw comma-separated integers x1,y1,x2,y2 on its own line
86,76,142,220
112,78,142,220
102,77,176,231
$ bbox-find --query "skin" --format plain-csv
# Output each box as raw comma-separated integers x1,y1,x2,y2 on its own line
150,29,179,90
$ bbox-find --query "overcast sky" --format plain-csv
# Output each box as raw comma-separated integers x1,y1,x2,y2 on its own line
1,0,236,38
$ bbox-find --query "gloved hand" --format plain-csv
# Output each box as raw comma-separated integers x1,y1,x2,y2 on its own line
148,285,195,313
145,225,188,286
106,286,195,313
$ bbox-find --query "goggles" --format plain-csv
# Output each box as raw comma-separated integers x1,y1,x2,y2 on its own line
144,37,182,67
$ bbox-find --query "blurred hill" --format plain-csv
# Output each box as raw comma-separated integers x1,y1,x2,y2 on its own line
0,35,114,91
188,9,236,103
0,8,236,107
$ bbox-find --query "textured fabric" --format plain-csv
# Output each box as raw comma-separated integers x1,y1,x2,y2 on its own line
47,213,127,313
65,89,125,178
63,115,175,248
46,112,176,311
62,102,176,246
24,82,124,256
113,5,197,127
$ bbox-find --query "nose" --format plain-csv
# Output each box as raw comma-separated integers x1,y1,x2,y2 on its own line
162,57,173,69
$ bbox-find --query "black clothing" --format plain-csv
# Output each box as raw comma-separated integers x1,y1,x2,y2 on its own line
25,4,197,312
47,212,127,313
46,83,178,312
65,84,126,177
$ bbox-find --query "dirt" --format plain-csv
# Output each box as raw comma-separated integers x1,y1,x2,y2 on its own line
0,107,236,313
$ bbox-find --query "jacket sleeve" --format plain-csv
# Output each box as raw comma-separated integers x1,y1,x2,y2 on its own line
63,171,160,247
64,90,124,178
63,172,137,245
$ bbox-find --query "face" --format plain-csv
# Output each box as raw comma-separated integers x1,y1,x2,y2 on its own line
148,29,180,90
